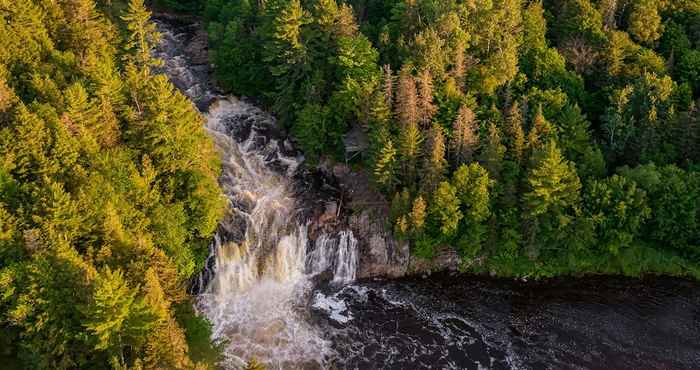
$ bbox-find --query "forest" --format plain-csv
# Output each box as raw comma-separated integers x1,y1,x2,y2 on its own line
2,0,700,368
162,0,700,279
0,0,226,368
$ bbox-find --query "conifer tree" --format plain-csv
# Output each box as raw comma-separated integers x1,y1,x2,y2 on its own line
263,0,308,120
421,123,447,194
142,269,192,369
450,105,479,165
526,104,553,160
84,267,154,362
504,101,525,164
395,215,409,238
409,195,427,235
452,163,491,256
399,119,422,186
373,138,398,193
524,141,582,252
480,122,506,179
122,0,160,73
396,65,418,128
416,69,437,127
382,64,394,111
430,181,462,237
397,66,422,185
452,39,466,84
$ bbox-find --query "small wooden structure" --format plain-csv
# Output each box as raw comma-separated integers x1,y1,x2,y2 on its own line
342,125,369,163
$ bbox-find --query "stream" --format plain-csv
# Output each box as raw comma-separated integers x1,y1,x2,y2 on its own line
153,17,700,370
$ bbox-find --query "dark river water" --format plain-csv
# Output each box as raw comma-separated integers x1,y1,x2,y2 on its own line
312,273,700,370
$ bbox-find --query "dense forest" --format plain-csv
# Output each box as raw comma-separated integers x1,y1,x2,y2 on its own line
0,0,226,368
168,0,700,278
2,0,700,368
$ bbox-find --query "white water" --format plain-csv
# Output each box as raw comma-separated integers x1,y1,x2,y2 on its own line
153,21,360,369
197,98,360,369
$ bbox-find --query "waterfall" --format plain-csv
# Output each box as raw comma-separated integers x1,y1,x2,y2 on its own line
154,19,360,369
307,231,359,284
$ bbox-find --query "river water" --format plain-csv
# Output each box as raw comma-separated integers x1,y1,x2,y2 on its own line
154,17,700,370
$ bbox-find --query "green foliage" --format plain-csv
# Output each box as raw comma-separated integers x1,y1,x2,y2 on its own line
452,163,491,258
524,141,582,254
430,181,462,238
193,0,700,279
0,1,225,368
619,164,700,253
583,175,650,255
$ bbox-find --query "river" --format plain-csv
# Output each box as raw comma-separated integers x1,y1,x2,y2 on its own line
153,17,700,370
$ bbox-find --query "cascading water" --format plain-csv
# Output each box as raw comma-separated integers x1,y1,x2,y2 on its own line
154,19,360,369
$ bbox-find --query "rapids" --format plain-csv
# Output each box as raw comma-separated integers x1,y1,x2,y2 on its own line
154,17,700,370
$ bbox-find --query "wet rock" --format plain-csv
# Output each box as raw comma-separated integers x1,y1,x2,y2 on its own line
407,246,460,275
183,27,209,65
348,209,409,279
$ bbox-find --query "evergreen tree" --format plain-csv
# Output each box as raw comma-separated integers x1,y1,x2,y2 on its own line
382,64,394,110
263,0,309,120
504,101,525,164
421,123,447,194
450,105,479,165
409,195,427,235
122,0,161,73
416,69,437,127
84,267,154,362
452,163,491,257
480,122,506,179
373,138,398,192
396,65,418,128
524,141,582,254
430,181,462,238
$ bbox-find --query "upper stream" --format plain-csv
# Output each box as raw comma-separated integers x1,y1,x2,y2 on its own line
154,17,700,370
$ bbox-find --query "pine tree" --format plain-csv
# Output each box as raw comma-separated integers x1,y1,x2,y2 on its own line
84,267,154,362
421,123,447,194
373,138,398,193
480,122,506,179
396,65,418,128
450,105,479,165
398,119,422,186
504,101,525,164
409,195,427,235
382,64,394,111
122,0,161,73
395,215,409,238
263,0,308,120
335,4,359,38
526,104,553,160
452,39,466,84
142,269,192,369
430,181,462,237
675,104,699,165
396,67,422,185
523,141,582,253
416,69,437,127
452,163,491,256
